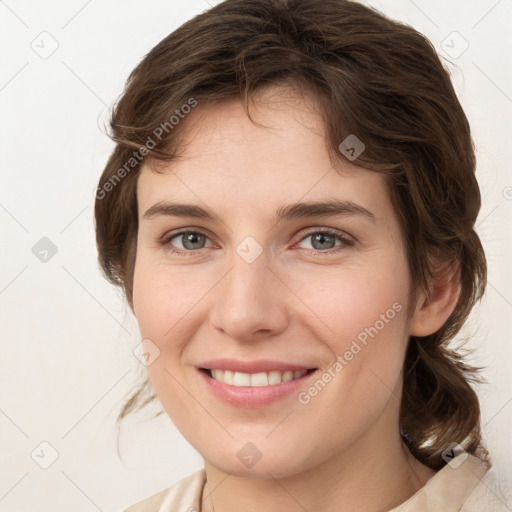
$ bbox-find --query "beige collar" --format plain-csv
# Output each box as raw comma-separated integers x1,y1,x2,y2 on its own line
197,453,489,512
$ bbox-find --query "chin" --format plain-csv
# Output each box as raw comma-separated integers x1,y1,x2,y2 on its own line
204,445,315,480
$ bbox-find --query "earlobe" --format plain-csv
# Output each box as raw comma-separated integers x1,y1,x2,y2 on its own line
410,262,461,337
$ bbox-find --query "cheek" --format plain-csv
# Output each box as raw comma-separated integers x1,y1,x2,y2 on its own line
293,273,410,447
131,255,211,401
289,253,411,400
288,255,410,345
132,259,203,430
132,254,206,337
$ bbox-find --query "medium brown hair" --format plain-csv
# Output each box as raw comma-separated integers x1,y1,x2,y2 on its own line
95,0,488,470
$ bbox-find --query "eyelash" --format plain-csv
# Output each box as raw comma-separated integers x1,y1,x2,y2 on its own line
158,228,354,257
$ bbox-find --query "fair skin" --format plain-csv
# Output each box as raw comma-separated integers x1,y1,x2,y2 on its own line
131,85,459,512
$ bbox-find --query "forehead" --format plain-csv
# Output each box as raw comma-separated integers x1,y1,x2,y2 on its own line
136,86,391,219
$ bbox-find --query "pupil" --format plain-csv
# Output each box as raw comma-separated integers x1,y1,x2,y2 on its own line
313,233,334,250
183,233,204,249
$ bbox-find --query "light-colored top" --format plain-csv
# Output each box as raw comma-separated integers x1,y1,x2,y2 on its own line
121,453,510,512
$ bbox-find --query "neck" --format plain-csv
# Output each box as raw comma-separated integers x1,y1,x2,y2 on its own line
200,406,435,512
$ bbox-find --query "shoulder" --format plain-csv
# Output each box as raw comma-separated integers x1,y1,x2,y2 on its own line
121,487,171,512
389,452,510,512
460,460,511,511
120,468,206,512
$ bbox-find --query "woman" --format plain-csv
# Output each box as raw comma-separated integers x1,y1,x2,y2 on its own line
94,0,508,510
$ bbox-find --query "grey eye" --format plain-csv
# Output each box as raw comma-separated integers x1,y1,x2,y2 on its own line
180,232,207,250
309,233,337,250
167,231,211,251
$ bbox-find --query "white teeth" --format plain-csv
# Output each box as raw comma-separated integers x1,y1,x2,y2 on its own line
268,370,282,385
282,371,294,382
223,370,234,385
249,372,268,387
209,368,309,386
233,372,251,386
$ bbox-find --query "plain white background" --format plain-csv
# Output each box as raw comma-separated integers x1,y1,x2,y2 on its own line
1,0,511,510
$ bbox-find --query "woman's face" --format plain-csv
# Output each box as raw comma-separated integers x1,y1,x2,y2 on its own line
132,86,417,478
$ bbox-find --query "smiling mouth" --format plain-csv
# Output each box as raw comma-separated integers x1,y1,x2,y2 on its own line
200,368,317,387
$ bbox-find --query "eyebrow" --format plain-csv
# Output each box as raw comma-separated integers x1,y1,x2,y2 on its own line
143,199,376,224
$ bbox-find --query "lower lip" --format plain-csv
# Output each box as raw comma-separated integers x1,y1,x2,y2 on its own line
197,368,318,407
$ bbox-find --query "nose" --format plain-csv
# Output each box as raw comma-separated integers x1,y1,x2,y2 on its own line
209,248,289,342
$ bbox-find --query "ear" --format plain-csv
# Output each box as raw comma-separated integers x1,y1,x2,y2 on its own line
410,260,461,337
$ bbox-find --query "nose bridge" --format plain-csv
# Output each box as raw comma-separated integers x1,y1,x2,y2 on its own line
210,241,287,340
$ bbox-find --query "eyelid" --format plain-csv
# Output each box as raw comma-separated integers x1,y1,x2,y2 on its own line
160,227,214,248
294,227,355,251
159,226,355,255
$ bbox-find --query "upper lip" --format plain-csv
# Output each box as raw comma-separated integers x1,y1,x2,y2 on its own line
199,358,317,374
